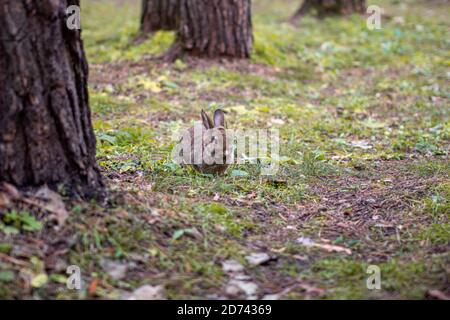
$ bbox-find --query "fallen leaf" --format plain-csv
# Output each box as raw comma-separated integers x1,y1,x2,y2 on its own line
270,118,285,125
262,293,281,300
222,260,244,273
126,285,166,300
0,182,19,209
88,279,99,296
0,193,11,209
33,186,68,226
299,283,326,295
233,274,251,281
427,289,450,300
296,236,316,246
31,273,48,288
0,182,20,199
293,254,309,261
137,78,162,93
246,192,257,199
245,253,271,266
100,259,128,280
297,237,352,255
350,140,373,150
374,223,395,229
226,279,258,297
314,243,352,255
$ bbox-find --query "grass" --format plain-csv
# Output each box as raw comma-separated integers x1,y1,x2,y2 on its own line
0,0,449,299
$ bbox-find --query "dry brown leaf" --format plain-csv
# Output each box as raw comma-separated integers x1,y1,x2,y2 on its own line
33,186,69,226
0,182,20,209
0,193,11,209
427,289,450,300
0,182,20,199
126,285,166,300
245,252,271,266
297,237,352,255
88,279,99,296
313,243,352,255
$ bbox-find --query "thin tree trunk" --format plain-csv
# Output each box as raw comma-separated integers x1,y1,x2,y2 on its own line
291,0,367,22
290,0,314,23
140,0,180,33
0,0,103,198
166,0,253,61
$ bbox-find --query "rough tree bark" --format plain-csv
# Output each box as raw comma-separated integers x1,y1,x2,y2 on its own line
140,0,180,34
166,0,253,60
0,0,103,198
291,0,367,22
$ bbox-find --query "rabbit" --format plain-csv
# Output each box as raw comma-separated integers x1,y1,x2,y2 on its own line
182,109,230,175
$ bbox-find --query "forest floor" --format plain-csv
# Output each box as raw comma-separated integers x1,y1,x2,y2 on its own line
0,0,449,299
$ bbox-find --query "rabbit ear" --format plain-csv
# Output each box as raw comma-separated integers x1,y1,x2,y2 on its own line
201,109,213,129
213,109,225,128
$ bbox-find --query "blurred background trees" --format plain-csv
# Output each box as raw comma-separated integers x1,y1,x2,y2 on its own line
174,0,253,59
291,0,367,23
140,0,253,60
140,0,179,34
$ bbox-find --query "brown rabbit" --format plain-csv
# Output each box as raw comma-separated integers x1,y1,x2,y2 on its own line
183,109,230,175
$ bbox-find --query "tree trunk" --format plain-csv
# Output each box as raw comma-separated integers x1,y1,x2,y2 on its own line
291,0,367,22
0,0,103,198
140,0,180,33
167,0,253,60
